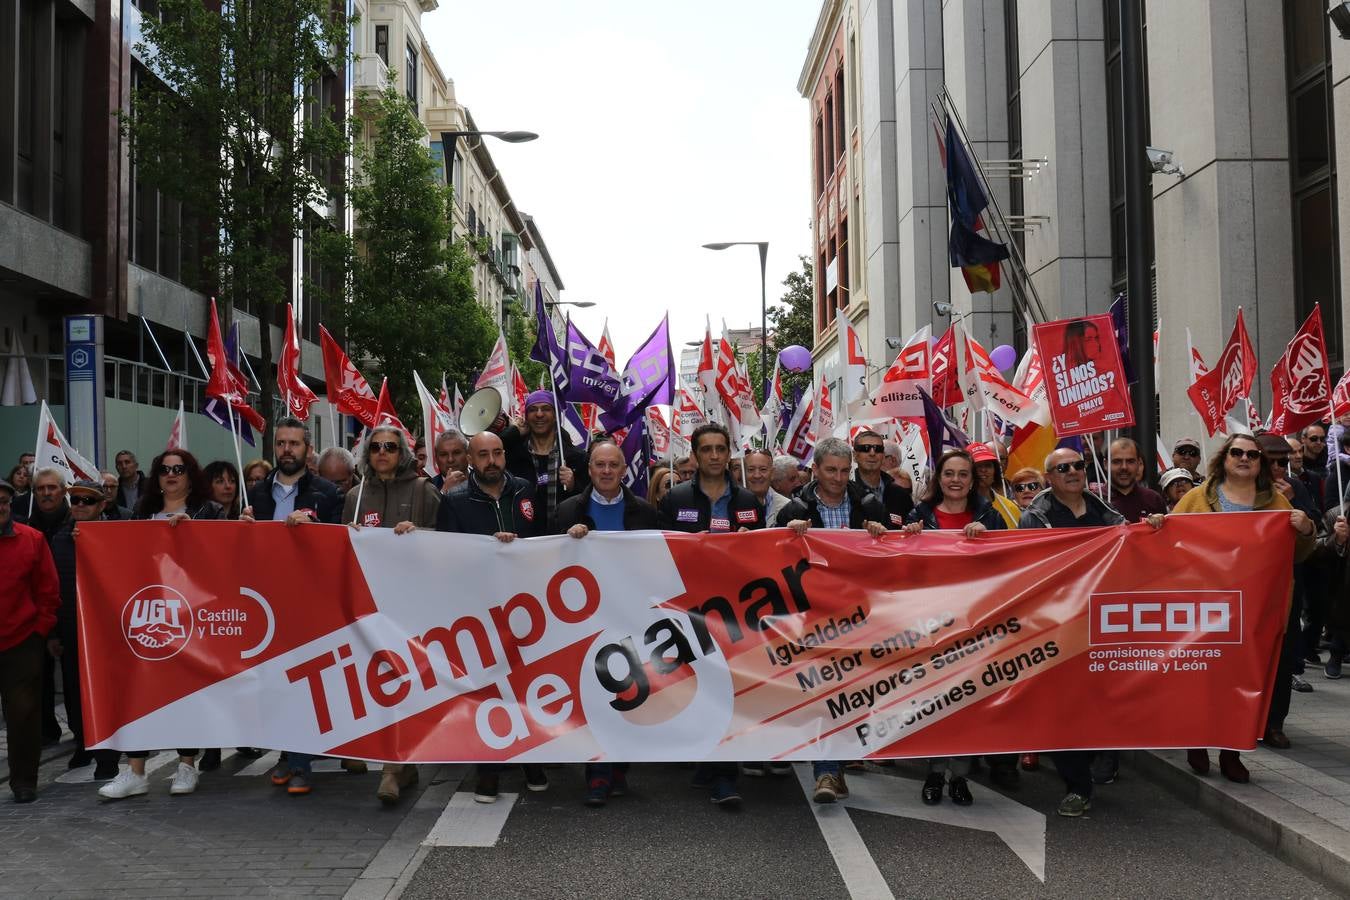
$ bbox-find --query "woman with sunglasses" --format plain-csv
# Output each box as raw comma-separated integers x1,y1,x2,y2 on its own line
902,449,1004,805
1007,468,1044,511
99,450,223,802
1171,432,1317,783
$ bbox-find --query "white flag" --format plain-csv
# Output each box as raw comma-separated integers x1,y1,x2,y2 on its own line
474,329,512,408
166,401,188,451
836,308,868,406
35,401,98,485
2,337,38,407
414,371,455,477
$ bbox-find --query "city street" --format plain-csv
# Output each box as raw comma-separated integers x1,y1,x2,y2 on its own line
2,693,1344,900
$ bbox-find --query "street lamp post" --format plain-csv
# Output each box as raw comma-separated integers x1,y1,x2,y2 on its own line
702,241,769,404
439,129,538,185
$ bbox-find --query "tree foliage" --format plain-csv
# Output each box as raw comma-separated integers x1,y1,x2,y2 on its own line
747,256,815,403
506,309,546,392
339,86,495,427
126,0,351,445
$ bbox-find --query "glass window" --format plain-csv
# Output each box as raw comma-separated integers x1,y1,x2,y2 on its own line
1293,81,1329,179
375,25,388,65
405,42,418,108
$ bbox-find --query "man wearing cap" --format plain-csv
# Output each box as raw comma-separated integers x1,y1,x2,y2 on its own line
1171,438,1203,480
501,390,587,534
1259,433,1322,742
1158,468,1199,511
0,477,60,803
47,481,120,779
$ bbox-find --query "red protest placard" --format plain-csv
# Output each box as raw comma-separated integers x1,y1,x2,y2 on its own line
1032,315,1135,437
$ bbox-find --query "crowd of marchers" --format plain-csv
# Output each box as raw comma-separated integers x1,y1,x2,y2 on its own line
1,394,1344,821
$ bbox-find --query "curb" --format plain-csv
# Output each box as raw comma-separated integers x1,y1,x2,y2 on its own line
1128,749,1350,895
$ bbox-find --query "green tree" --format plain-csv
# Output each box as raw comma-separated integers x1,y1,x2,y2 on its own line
126,0,351,445
506,308,546,393
747,256,815,404
339,86,495,427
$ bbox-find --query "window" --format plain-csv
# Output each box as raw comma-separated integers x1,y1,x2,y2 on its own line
374,25,388,65
814,116,825,198
822,93,835,178
405,42,418,109
1285,0,1341,363
834,67,845,162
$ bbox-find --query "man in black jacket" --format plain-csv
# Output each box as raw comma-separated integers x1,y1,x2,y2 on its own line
436,431,547,803
48,480,120,779
557,441,658,808
849,429,911,526
658,423,764,534
657,423,762,808
500,391,588,534
242,418,343,528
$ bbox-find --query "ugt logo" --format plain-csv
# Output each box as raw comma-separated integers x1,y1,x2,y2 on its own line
122,585,194,661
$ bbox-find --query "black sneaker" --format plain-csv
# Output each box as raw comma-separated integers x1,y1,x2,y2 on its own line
473,772,500,804
199,749,222,772
523,765,549,792
710,777,741,808
921,773,944,805
1292,674,1315,692
690,766,715,790
67,750,93,770
583,777,610,808
1327,657,1344,680
948,776,974,806
1090,753,1118,785
236,747,265,759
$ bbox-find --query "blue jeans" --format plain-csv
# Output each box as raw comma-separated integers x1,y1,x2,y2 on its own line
288,752,314,775
813,761,840,778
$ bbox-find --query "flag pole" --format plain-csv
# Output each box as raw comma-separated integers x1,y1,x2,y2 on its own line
349,427,368,525
29,401,46,519
226,402,246,517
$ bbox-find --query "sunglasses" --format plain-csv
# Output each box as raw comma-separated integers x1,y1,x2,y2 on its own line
158,464,187,476
1227,448,1262,461
1012,482,1043,493
370,441,401,454
1174,447,1200,458
1050,461,1087,474
1306,435,1326,442
70,495,102,507
854,443,884,454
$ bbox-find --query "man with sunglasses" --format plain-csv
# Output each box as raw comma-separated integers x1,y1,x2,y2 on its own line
850,429,912,525
1302,423,1330,478
1019,448,1161,817
1171,438,1204,480
0,477,59,803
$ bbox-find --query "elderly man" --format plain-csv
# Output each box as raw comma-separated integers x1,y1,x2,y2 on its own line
770,454,800,498
48,480,120,779
1020,447,1161,816
437,431,547,803
501,391,587,533
776,436,891,805
317,446,357,496
1171,438,1203,480
744,449,791,524
430,430,469,494
0,477,59,802
557,440,660,807
672,454,696,484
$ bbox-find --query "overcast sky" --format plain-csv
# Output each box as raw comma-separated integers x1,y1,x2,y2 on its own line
421,0,821,362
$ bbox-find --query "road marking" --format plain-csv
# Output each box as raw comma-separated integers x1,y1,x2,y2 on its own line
422,791,520,847
236,751,281,777
795,766,896,900
312,759,384,774
796,764,1047,888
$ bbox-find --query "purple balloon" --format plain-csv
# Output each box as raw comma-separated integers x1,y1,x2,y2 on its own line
780,345,812,373
990,344,1017,371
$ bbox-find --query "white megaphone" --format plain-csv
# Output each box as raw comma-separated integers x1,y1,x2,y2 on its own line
458,387,504,437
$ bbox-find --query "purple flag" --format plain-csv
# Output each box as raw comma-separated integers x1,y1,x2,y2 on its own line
920,386,969,466
560,402,591,451
620,418,649,498
563,321,622,410
529,281,571,397
201,323,255,446
600,315,674,431
1109,292,1138,384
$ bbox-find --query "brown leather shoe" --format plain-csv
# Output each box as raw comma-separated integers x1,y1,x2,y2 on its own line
1219,750,1249,783
1186,748,1210,775
1263,729,1291,749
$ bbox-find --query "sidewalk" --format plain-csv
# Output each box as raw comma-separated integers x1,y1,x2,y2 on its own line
1133,668,1350,894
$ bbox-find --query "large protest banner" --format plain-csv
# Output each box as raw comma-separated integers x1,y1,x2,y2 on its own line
1033,314,1134,437
78,515,1290,762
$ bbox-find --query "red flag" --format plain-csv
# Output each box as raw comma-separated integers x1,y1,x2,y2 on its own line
930,328,963,407
278,304,318,420
204,298,265,432
319,325,378,427
1333,370,1350,420
1268,306,1332,436
511,365,529,417
696,318,716,398
373,378,413,443
1186,311,1258,437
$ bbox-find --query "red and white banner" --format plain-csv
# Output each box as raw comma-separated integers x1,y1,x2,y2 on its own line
475,330,512,408
837,308,868,406
319,325,379,427
414,371,455,477
1033,314,1135,437
278,303,318,420
1187,311,1257,437
1268,306,1331,437
955,322,1040,428
165,401,187,452
35,400,98,484
79,514,1292,761
872,326,931,420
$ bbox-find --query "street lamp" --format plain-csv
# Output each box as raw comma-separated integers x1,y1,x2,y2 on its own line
702,241,769,403
545,300,596,309
438,129,539,189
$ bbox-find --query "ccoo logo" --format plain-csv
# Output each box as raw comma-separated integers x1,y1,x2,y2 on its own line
122,584,194,661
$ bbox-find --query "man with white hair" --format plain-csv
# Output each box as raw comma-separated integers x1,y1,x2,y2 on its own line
770,454,800,498
317,446,357,495
430,430,469,494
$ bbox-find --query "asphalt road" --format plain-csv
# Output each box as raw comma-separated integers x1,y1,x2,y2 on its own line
0,744,1338,899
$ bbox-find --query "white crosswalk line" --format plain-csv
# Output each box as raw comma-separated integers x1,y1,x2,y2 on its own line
235,751,281,777
311,759,384,774
422,791,519,847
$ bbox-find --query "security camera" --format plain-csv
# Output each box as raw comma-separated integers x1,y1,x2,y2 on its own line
1146,146,1184,178
932,301,954,317
885,337,903,349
